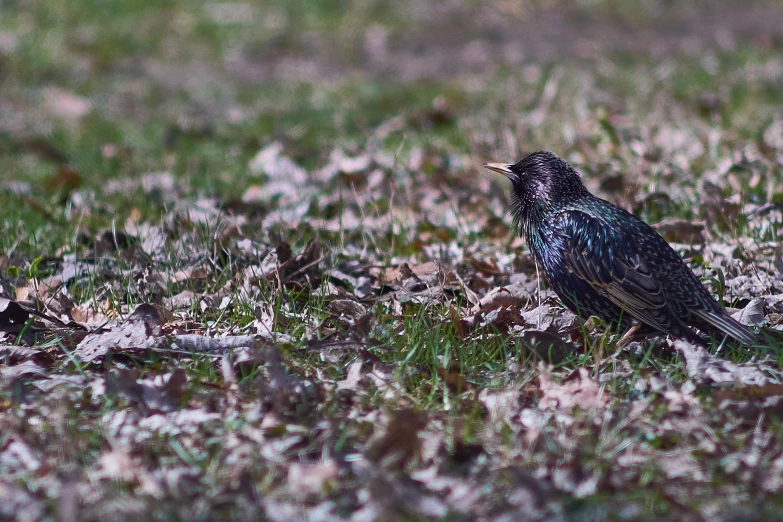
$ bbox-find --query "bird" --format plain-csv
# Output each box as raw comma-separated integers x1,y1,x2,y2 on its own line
484,150,760,345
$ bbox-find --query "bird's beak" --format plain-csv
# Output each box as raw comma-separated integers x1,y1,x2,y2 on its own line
483,162,515,178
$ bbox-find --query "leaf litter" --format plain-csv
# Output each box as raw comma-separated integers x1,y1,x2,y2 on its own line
3,173,783,519
3,2,783,519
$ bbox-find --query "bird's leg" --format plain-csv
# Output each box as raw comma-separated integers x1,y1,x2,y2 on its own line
616,323,641,348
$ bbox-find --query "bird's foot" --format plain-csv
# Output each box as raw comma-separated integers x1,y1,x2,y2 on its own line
616,323,641,348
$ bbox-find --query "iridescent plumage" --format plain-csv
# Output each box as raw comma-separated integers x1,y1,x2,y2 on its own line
485,151,759,345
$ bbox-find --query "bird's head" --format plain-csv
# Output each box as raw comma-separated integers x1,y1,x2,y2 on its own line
484,151,588,229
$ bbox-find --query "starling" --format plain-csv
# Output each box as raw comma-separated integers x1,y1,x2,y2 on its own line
485,150,759,345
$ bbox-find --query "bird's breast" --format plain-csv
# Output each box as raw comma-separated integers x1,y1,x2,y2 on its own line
526,223,568,273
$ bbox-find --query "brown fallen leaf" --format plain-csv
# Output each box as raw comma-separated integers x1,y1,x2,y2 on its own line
15,278,77,324
0,360,48,382
70,302,110,327
0,480,44,522
0,438,41,473
713,382,783,403
287,460,339,498
237,345,320,417
653,219,706,244
110,368,190,412
468,258,503,276
700,181,742,230
436,367,475,393
0,297,30,325
337,360,365,392
0,295,75,331
538,366,609,410
263,240,323,288
448,305,473,338
366,408,427,469
161,368,188,405
92,448,137,483
519,330,577,363
164,290,200,310
479,388,521,423
74,304,166,363
109,368,145,406
731,297,766,326
0,345,42,364
670,339,776,386
374,261,440,284
472,281,535,312
326,299,368,319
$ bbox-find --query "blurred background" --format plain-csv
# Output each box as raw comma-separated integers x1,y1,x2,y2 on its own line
0,0,782,256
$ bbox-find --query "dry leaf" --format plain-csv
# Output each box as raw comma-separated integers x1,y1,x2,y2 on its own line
519,330,577,363
337,360,365,392
0,480,43,522
671,339,775,385
326,299,367,319
366,409,427,469
0,297,30,325
472,281,535,312
479,388,521,423
74,304,166,362
538,366,609,410
436,367,475,392
731,297,766,326
93,448,137,482
376,261,440,284
287,460,339,497
653,219,706,244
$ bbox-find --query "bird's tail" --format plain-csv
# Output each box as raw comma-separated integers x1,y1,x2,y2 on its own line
692,309,762,345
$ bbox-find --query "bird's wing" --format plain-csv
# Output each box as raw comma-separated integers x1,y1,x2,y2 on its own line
690,309,760,345
558,211,683,334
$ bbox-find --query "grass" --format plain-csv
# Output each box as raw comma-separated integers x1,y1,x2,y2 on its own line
2,0,783,520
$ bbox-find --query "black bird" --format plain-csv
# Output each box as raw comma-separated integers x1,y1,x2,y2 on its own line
485,150,759,345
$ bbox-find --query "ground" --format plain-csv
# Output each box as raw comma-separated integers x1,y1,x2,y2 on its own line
1,0,783,520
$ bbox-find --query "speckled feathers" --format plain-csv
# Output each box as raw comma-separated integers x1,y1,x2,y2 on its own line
487,151,759,345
